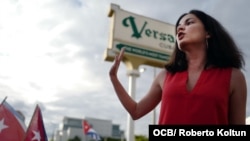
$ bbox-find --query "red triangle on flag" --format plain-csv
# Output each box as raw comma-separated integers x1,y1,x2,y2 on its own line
82,120,91,134
23,104,48,141
0,101,26,141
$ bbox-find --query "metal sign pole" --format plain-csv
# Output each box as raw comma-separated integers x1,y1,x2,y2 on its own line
126,70,140,141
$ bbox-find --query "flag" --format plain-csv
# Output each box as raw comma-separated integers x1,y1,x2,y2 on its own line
23,104,48,141
0,100,26,141
2,100,26,130
82,120,101,141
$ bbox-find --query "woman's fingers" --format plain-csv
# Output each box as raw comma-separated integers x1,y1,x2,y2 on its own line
118,47,125,61
109,47,126,76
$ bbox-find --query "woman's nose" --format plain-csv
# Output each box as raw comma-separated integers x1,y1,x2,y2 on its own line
177,24,185,33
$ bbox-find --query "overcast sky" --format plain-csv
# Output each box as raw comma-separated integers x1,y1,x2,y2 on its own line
0,0,250,139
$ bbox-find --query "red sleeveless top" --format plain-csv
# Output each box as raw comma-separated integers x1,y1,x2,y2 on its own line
158,68,232,125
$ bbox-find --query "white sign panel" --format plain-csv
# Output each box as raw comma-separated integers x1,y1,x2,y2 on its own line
104,3,176,67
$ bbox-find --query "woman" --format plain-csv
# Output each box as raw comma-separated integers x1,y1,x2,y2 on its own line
109,9,247,124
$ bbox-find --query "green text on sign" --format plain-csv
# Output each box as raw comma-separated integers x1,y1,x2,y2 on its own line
116,43,170,61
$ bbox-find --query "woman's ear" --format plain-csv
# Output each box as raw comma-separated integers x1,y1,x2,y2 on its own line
206,32,211,38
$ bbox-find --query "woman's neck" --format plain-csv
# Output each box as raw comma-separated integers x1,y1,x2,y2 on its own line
186,50,207,71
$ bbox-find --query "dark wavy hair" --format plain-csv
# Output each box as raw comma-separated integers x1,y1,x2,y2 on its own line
165,9,245,73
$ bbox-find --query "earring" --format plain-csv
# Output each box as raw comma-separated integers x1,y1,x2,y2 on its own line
206,39,209,49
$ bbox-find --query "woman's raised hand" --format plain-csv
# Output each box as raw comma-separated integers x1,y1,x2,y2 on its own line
109,47,125,78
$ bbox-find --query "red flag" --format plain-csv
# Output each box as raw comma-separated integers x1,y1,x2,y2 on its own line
23,104,48,141
82,120,91,134
0,101,26,141
82,120,101,140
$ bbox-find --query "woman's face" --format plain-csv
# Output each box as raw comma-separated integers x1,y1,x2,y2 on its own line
176,14,208,50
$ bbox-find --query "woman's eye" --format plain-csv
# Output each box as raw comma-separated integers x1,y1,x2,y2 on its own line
187,21,193,25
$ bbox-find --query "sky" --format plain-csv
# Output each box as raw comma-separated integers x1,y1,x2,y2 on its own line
0,0,250,139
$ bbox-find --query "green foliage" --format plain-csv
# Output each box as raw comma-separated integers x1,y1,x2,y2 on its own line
68,136,81,141
104,137,121,141
103,135,148,141
65,134,148,141
135,135,148,141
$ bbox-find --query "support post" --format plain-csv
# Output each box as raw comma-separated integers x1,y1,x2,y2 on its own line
126,69,140,141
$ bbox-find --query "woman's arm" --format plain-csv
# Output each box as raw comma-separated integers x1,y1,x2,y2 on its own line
229,68,247,124
109,48,164,120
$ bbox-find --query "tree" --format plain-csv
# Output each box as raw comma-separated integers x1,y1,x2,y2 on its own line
105,137,121,141
135,135,148,141
68,136,81,141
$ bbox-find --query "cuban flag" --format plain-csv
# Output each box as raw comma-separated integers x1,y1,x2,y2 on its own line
0,98,26,141
82,120,101,141
23,104,48,141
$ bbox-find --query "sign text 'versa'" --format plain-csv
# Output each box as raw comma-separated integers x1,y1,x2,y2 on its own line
122,16,175,43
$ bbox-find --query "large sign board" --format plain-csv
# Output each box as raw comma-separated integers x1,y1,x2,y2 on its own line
104,3,175,68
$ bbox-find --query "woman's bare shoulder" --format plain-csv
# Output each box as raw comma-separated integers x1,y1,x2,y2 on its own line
158,69,167,76
230,68,247,95
156,69,168,88
231,68,245,82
